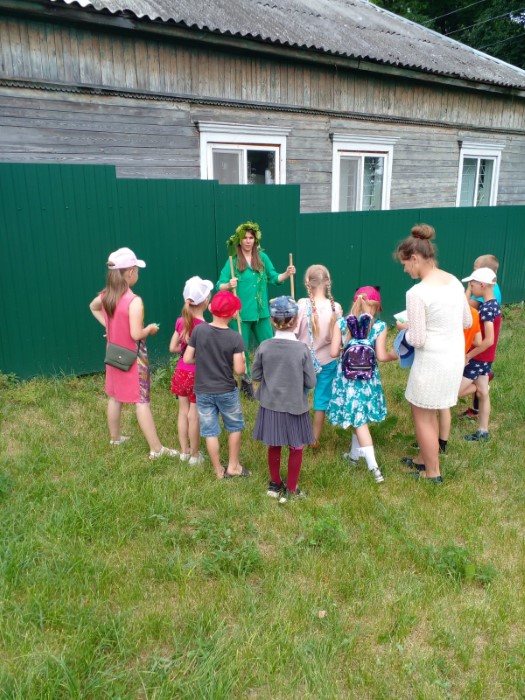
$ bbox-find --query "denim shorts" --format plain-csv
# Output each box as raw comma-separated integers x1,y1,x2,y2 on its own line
196,388,245,437
464,359,492,380
313,360,337,411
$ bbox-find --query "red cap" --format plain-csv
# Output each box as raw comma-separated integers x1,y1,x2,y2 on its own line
209,291,242,318
354,286,382,310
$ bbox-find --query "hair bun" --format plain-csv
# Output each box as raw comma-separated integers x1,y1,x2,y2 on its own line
411,224,435,241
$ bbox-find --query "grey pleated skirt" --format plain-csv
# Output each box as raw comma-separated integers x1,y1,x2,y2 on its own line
253,407,315,447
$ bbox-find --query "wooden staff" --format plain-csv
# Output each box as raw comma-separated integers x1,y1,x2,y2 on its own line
229,255,242,334
229,254,254,397
289,253,295,298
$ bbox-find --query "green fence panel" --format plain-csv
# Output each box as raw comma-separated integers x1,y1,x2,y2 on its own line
0,163,121,377
297,206,524,321
500,206,525,303
0,161,523,379
109,177,218,367
0,165,219,377
298,208,427,320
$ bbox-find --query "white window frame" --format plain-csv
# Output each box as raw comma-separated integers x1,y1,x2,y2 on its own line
456,141,504,207
331,135,397,212
197,122,290,184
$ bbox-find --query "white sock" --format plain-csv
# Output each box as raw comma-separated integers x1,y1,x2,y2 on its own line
360,445,378,471
349,433,362,460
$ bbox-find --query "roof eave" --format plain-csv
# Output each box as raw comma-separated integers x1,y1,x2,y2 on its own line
3,0,525,98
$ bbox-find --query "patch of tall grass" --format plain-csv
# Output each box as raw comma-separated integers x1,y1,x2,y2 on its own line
0,308,524,698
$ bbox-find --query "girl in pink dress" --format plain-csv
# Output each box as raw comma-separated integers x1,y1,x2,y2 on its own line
90,247,178,460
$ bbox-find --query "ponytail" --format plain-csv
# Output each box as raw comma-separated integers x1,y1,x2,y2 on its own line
181,301,197,342
101,268,130,318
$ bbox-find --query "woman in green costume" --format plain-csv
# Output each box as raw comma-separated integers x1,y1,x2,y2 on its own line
216,221,295,379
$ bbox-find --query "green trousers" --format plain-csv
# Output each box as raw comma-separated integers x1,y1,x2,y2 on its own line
235,317,273,377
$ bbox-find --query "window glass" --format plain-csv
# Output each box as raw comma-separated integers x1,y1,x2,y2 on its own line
247,150,275,184
476,158,494,206
212,150,241,184
460,158,477,206
363,157,384,211
460,157,495,207
339,157,359,211
457,145,501,208
332,138,394,213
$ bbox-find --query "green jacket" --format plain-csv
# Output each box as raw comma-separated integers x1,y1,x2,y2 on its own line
216,252,283,322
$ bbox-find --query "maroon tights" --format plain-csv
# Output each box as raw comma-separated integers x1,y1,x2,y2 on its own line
268,445,303,492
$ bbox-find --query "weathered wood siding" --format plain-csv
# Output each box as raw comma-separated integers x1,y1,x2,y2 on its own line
1,14,524,212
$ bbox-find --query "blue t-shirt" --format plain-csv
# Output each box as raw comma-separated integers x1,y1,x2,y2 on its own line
472,282,501,305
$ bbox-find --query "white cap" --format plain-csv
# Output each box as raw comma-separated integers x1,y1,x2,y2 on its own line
183,276,214,305
462,267,497,284
107,247,146,269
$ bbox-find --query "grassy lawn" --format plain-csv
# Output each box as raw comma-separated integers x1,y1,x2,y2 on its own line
1,306,524,699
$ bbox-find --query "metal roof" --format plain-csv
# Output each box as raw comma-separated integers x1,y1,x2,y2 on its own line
49,0,525,89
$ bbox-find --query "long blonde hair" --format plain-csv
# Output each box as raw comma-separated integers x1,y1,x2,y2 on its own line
180,297,209,342
101,267,131,318
304,264,337,337
348,296,380,338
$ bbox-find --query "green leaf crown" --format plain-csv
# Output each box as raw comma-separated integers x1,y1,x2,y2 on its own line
226,221,263,256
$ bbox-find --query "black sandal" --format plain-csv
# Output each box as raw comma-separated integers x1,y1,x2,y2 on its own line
401,456,425,471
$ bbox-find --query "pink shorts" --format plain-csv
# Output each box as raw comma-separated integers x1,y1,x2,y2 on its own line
171,368,197,403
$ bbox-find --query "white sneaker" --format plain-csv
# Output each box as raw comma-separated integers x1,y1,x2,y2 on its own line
149,446,179,460
188,453,205,465
110,436,130,446
179,452,191,462
371,468,385,483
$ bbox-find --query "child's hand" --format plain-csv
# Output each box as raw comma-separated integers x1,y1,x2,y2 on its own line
396,321,408,330
146,323,160,336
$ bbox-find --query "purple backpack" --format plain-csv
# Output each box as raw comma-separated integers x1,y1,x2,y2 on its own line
341,314,376,381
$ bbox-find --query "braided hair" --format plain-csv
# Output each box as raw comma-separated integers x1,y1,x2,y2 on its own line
304,264,337,338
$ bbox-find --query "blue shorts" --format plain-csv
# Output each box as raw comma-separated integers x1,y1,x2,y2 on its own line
196,388,245,437
464,360,492,381
313,360,338,411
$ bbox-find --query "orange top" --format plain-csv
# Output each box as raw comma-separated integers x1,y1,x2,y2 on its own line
464,306,481,354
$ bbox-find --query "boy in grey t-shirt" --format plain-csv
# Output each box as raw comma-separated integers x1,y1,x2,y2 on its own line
184,291,250,479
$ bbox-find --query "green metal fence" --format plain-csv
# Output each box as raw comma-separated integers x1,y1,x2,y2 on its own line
0,163,523,378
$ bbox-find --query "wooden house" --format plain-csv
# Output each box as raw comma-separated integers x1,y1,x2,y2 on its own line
1,0,525,212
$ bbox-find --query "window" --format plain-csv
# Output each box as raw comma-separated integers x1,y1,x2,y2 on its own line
197,123,289,185
331,135,396,212
457,142,503,207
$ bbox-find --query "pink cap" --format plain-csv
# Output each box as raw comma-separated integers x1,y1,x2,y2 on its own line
107,247,146,270
354,286,382,310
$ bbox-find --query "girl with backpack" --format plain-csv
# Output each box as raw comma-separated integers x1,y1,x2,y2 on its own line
327,286,397,483
295,265,342,447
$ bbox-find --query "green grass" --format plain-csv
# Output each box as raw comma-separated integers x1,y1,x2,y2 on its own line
1,306,524,699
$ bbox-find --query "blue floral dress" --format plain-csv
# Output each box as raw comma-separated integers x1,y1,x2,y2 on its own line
327,318,387,429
